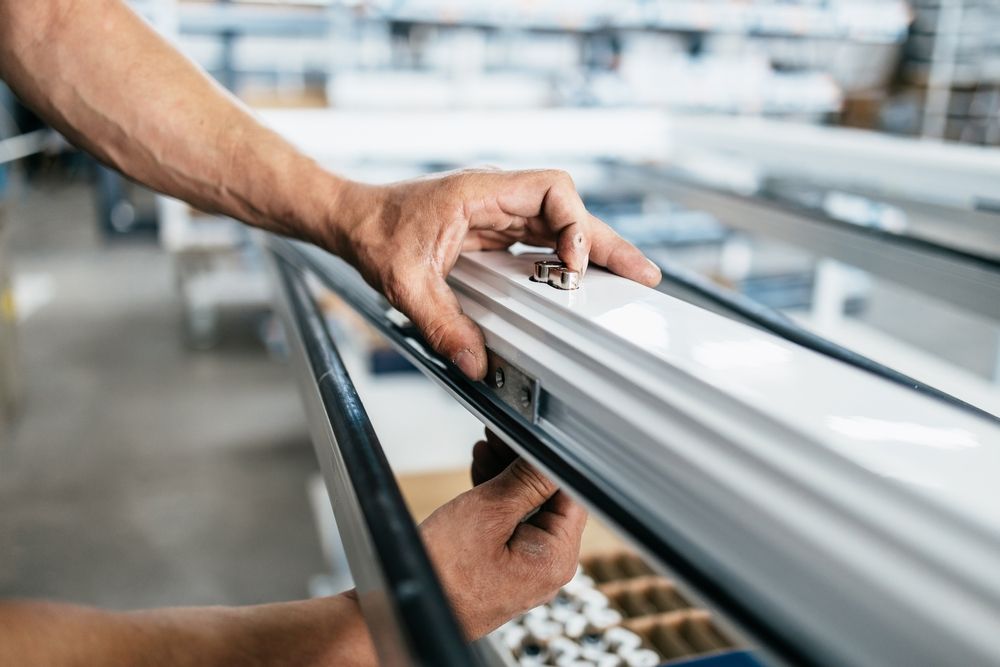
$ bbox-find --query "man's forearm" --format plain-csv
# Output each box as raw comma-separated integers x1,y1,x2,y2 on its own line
0,0,356,250
0,595,376,667
0,0,661,381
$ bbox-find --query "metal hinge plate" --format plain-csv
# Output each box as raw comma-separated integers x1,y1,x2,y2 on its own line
485,350,539,423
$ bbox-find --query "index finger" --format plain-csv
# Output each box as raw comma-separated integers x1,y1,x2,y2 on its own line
541,177,591,276
586,213,662,287
491,170,592,273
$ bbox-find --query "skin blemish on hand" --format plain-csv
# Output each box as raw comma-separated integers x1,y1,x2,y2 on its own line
513,539,548,557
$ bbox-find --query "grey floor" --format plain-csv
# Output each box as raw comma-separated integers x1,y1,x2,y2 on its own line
0,174,326,609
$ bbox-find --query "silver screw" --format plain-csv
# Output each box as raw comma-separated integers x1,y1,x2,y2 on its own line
494,368,505,388
520,387,532,408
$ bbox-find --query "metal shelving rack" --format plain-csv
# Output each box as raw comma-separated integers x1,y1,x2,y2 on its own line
350,0,911,41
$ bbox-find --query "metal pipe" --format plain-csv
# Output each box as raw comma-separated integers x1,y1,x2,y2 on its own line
0,130,48,166
620,163,1000,321
272,253,480,667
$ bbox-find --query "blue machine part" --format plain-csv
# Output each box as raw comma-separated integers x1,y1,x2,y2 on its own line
664,650,763,667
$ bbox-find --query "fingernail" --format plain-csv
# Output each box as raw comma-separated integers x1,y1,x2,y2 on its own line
646,259,661,284
454,349,482,379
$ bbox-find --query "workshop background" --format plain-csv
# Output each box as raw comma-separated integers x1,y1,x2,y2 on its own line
1,1,999,665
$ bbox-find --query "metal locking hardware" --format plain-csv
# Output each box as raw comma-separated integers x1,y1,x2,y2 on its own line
531,259,581,290
485,350,539,422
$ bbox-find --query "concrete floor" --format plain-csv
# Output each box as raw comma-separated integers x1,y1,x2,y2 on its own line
0,175,327,609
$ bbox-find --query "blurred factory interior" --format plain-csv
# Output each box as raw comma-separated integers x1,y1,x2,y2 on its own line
1,1,999,666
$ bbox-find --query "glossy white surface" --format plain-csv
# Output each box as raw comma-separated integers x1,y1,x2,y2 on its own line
442,248,1000,665
460,250,1000,533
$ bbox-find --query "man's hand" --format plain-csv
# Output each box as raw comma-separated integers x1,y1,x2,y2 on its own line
0,435,582,667
420,431,587,639
0,1,660,382
331,170,662,380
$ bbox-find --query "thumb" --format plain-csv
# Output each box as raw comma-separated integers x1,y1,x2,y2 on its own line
478,458,559,521
393,271,487,380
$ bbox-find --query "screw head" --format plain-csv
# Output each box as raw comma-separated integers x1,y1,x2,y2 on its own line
494,368,505,388
520,387,532,408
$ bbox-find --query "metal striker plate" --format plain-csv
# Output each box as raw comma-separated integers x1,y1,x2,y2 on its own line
485,350,539,422
531,259,581,290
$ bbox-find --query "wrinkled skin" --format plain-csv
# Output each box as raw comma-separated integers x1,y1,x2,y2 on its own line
332,169,662,379
421,431,587,638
